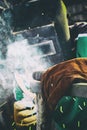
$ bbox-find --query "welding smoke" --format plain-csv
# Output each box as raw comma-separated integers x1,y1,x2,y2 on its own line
0,9,50,103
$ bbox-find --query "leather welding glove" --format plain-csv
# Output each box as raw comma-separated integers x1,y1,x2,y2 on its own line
41,58,87,110
14,100,37,127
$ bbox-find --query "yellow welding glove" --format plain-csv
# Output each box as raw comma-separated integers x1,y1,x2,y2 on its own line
14,100,37,127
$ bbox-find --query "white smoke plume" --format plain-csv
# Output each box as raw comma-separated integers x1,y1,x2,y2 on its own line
0,11,51,103
0,31,50,103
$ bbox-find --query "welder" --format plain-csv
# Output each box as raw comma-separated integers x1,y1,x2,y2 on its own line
11,1,87,130
12,0,71,130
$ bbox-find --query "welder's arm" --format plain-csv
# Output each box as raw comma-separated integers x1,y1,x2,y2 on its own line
14,100,37,127
13,71,40,127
